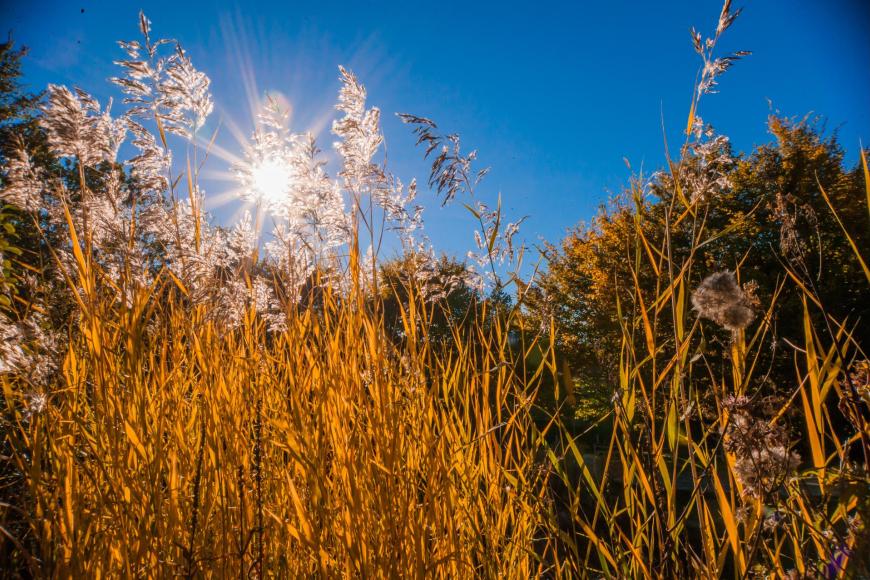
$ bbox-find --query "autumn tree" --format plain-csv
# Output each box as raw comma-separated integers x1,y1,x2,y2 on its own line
377,252,480,346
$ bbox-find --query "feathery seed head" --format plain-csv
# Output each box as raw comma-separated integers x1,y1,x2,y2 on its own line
691,271,756,331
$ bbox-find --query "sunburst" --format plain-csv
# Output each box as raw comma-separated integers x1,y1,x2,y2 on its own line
250,157,293,205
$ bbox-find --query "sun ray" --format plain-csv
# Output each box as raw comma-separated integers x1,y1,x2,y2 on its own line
205,187,247,211
199,169,244,182
219,10,263,132
193,130,245,167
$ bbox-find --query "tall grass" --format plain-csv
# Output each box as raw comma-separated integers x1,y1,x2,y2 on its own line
3,226,564,576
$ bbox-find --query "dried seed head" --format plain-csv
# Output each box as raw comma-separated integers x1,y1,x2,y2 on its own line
0,317,28,374
691,271,756,331
723,397,800,499
846,360,869,398
24,392,48,421
763,509,786,532
0,148,43,212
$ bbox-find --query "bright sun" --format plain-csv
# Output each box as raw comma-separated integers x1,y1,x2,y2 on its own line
251,158,292,204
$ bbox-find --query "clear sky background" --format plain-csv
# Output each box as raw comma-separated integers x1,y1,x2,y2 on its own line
2,0,868,264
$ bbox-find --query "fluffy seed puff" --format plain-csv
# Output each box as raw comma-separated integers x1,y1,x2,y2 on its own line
691,271,757,331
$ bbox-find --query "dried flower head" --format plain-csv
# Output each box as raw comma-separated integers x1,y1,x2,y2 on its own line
723,396,800,498
0,316,28,373
40,85,126,167
0,148,44,212
24,392,48,421
692,271,756,331
847,360,869,400
772,191,819,266
763,508,786,532
398,114,489,206
113,12,213,139
691,2,749,97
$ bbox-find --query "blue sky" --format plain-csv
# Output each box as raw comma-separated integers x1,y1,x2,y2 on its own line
3,0,868,263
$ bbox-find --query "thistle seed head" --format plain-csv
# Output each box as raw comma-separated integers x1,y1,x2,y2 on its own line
691,271,756,331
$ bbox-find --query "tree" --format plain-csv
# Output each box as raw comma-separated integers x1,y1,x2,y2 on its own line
378,252,480,347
